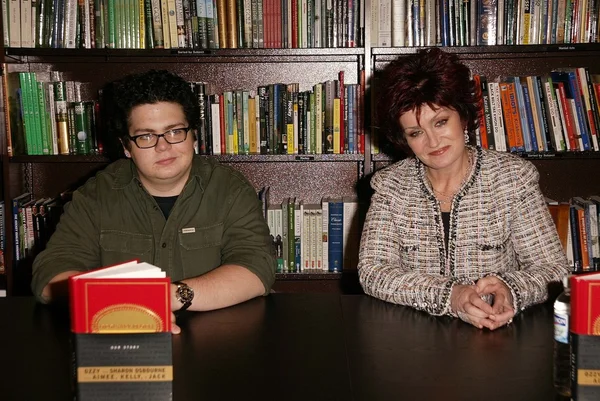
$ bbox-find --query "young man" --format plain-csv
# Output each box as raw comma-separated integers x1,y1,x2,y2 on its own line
31,70,276,333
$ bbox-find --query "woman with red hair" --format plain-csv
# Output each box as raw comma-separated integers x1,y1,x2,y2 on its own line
358,48,568,330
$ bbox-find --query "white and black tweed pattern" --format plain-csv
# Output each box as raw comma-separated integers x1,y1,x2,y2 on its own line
358,146,569,316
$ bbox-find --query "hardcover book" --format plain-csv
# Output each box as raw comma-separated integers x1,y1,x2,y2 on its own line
69,260,172,401
570,272,600,401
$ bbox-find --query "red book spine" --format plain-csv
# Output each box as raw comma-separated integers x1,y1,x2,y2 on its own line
570,274,600,335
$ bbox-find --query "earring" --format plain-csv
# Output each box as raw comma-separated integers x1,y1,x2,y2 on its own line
464,129,469,144
124,151,130,158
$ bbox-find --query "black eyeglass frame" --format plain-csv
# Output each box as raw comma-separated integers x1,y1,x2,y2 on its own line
127,127,191,149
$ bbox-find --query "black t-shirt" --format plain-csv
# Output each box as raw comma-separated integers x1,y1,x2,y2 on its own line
442,212,450,253
153,196,178,219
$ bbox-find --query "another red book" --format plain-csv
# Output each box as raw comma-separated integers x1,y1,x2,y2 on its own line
69,260,172,333
570,272,600,401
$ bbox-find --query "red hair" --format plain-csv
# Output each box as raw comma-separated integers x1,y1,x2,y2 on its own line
376,48,481,155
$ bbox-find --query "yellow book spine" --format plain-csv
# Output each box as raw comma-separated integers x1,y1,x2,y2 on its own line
333,98,340,154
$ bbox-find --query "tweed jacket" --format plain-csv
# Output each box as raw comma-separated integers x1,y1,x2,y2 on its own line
358,146,568,316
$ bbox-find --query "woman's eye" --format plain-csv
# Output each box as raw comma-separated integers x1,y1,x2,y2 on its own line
408,131,422,138
435,119,447,127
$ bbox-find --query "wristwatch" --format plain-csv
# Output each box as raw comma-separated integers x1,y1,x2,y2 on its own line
172,281,194,311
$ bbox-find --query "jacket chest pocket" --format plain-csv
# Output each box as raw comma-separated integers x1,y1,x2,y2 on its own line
178,224,223,275
100,230,153,265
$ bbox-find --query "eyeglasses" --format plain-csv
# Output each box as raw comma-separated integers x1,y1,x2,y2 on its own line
128,127,190,149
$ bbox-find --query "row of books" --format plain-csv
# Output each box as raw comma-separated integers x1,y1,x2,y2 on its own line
3,0,364,50
548,196,600,273
260,189,362,273
3,71,102,157
10,192,70,265
474,69,600,153
194,72,365,156
371,0,600,47
4,68,364,156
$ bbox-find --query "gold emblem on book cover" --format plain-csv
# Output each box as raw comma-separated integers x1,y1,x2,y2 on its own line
594,316,600,335
91,304,163,333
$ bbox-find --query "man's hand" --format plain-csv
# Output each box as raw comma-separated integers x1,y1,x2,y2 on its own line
476,276,515,330
450,284,495,329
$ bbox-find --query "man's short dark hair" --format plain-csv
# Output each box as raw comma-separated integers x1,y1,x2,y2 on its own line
102,70,199,159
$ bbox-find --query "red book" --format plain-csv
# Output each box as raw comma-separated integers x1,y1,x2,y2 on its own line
570,273,600,335
69,260,171,334
570,272,600,401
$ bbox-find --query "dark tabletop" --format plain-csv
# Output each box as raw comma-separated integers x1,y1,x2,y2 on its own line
0,294,568,401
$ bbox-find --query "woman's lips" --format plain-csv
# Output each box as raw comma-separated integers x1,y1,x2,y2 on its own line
428,146,449,156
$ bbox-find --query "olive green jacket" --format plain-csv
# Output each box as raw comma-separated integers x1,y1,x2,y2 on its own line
31,156,276,302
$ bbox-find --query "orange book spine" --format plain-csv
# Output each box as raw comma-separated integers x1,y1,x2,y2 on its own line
577,207,591,272
499,82,518,150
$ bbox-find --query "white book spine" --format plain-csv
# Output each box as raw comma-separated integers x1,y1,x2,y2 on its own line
554,87,571,151
391,0,405,46
321,198,329,271
315,210,323,270
544,80,565,151
378,0,392,46
302,208,310,270
84,0,92,48
20,0,32,47
9,0,21,47
314,0,322,46
211,99,221,155
243,0,252,47
488,82,507,152
588,203,600,260
64,0,78,48
315,84,323,154
370,0,379,46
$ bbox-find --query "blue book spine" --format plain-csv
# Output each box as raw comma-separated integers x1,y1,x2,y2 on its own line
328,200,344,272
521,83,540,151
511,77,533,151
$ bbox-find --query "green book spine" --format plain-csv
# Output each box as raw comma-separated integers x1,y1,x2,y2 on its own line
95,0,105,48
53,82,70,155
144,0,154,48
67,103,77,154
73,101,91,154
18,73,34,155
36,81,51,155
115,0,122,48
107,0,116,47
26,73,43,155
235,90,244,154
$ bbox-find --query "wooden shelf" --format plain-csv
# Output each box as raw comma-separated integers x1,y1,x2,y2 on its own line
9,154,364,163
372,44,600,57
4,47,365,64
9,154,110,163
276,272,344,280
371,151,600,162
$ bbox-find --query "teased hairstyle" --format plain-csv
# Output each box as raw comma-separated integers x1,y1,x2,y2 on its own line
376,48,480,155
102,69,199,158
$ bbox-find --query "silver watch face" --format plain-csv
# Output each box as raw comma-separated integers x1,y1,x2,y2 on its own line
177,284,194,304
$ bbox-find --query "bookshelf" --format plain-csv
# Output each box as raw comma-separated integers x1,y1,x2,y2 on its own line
0,45,367,296
3,2,600,296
